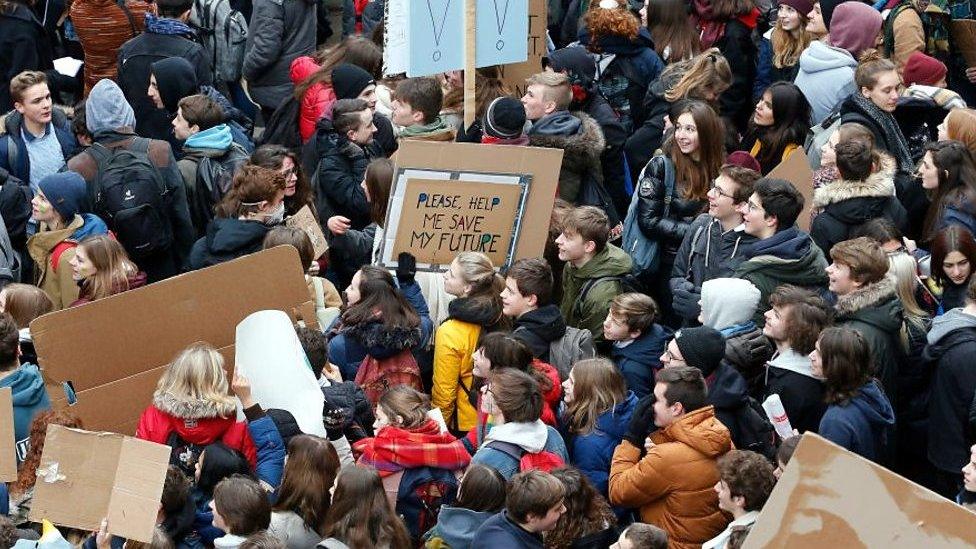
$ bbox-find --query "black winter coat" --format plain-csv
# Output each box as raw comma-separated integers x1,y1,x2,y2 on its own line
575,88,629,218
636,155,708,264
189,217,271,270
924,310,976,473
624,74,675,183
0,2,53,112
763,352,827,435
715,19,758,134
309,117,372,229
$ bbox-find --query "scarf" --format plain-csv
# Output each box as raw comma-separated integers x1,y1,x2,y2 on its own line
398,116,452,138
692,0,726,49
354,419,471,477
144,13,195,37
850,93,914,172
481,135,530,145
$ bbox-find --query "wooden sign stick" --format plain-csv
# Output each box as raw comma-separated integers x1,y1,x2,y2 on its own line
464,0,477,131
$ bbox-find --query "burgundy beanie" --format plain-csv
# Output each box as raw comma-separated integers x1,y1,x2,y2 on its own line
903,51,947,86
725,151,762,173
829,2,883,59
780,0,814,18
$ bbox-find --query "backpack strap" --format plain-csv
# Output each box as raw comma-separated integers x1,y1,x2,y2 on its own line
116,0,139,36
573,276,623,319
486,440,526,462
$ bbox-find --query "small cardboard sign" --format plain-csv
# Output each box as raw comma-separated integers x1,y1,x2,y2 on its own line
767,149,814,231
952,20,976,67
0,388,15,481
286,205,329,259
743,433,976,548
30,425,170,543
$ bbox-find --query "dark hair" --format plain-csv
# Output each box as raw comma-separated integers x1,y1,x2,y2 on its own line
646,0,700,62
324,465,412,547
71,100,91,141
272,435,340,536
178,94,225,131
923,140,976,242
929,225,976,287
248,144,314,218
829,237,889,286
157,0,192,17
455,463,507,512
263,226,314,269
364,158,394,226
717,450,776,511
505,258,554,307
161,466,191,517
665,99,725,201
768,285,831,354
835,138,877,181
751,82,811,173
296,326,329,378
853,217,903,247
818,327,873,404
489,368,544,423
0,313,19,369
197,442,252,498
478,332,533,373
622,523,669,549
296,36,383,100
332,98,371,134
754,178,804,230
395,77,443,124
213,475,271,535
776,435,801,466
720,164,761,203
506,470,566,524
545,467,616,548
656,365,707,412
343,265,421,331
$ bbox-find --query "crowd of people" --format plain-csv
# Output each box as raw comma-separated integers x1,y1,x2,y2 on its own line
1,0,976,546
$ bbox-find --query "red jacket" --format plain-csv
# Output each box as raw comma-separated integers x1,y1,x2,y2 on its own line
136,403,257,467
290,56,336,143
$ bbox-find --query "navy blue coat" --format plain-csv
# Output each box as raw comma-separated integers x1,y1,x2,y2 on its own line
610,324,672,398
561,391,637,497
0,108,78,185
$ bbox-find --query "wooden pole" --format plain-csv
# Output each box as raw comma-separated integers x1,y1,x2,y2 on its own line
464,0,477,131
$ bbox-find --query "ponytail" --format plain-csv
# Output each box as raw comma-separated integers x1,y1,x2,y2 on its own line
854,49,897,89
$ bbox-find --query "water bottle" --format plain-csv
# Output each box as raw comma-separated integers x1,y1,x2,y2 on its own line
762,393,794,440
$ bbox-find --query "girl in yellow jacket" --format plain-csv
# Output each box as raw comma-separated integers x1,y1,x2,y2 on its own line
434,252,510,435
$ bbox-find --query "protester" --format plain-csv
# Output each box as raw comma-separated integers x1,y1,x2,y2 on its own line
740,82,811,174
918,140,976,242
0,283,52,366
703,450,777,549
699,278,774,395
927,226,976,312
604,293,671,398
210,476,272,547
267,435,340,548
472,470,567,549
644,0,700,64
324,157,391,276
0,312,47,464
754,0,812,100
262,227,341,328
68,234,146,307
610,523,669,549
545,466,618,548
392,77,455,141
939,108,976,159
320,465,412,548
422,463,506,548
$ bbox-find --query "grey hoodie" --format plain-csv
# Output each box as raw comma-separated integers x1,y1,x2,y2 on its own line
927,307,976,346
794,40,858,125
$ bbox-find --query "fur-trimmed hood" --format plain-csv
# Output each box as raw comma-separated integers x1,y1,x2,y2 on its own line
835,275,897,317
528,111,606,166
813,154,897,209
152,391,237,420
342,320,422,359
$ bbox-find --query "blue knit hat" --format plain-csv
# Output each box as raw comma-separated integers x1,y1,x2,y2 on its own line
38,171,89,221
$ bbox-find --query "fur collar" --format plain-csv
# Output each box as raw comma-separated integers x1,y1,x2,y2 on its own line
835,275,897,316
152,391,237,420
812,154,896,209
343,321,422,351
528,111,605,164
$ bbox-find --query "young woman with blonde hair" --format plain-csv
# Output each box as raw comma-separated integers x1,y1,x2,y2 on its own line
69,235,146,307
754,0,812,99
559,358,636,499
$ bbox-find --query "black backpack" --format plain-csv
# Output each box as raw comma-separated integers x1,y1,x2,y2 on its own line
165,430,205,479
190,143,250,233
259,94,302,151
733,397,777,460
89,138,174,259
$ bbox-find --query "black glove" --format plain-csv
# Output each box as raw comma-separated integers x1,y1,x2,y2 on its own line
672,284,701,322
623,394,656,447
322,400,349,441
396,252,417,285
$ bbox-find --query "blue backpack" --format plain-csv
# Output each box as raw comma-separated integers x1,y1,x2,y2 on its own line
386,467,459,543
621,155,674,276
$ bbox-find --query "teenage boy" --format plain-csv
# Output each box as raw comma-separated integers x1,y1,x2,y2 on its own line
472,470,567,549
733,178,828,326
0,312,49,462
605,292,672,398
555,206,632,350
670,158,761,323
704,450,777,549
609,365,732,548
761,285,831,434
503,257,595,379
391,77,456,141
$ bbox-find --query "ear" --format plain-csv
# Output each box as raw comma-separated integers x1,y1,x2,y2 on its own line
732,494,747,509
412,110,425,125
583,240,597,255
764,214,779,229
346,128,357,141
628,329,642,340
673,402,686,417
860,86,872,99
545,101,557,115
394,414,405,426
526,293,539,308
12,102,24,115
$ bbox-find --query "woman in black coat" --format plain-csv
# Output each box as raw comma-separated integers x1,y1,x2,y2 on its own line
0,0,53,112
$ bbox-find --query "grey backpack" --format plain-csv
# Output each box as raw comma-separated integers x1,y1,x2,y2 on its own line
190,0,247,83
548,326,595,381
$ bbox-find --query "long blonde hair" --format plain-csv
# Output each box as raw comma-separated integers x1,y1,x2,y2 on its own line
453,252,510,330
664,48,732,102
563,358,627,435
771,14,811,69
77,235,139,301
153,343,236,416
887,253,928,327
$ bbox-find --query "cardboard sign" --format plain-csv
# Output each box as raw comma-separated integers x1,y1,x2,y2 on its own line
498,0,546,97
0,388,15,481
235,310,327,437
286,205,329,259
383,0,529,77
767,149,814,232
31,247,314,435
386,175,529,269
952,20,976,67
743,433,976,548
381,141,562,271
30,425,170,543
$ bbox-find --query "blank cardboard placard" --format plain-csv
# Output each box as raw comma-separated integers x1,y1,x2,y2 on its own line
743,433,976,548
767,149,814,231
286,205,329,259
30,425,169,543
31,247,312,435
0,388,14,481
952,20,976,67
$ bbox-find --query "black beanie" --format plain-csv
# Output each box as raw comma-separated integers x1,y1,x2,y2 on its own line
820,0,844,31
674,327,726,378
332,63,375,100
483,97,526,139
546,46,596,84
266,408,304,446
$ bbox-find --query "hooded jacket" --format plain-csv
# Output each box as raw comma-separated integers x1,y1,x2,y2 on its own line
701,279,774,394
512,305,568,363
528,111,605,204
471,510,543,549
27,213,110,309
733,227,829,326
705,362,755,450
624,70,680,183
754,29,800,101
559,244,633,345
470,420,570,480
0,1,52,112
923,308,976,472
0,363,49,462
0,109,78,186
562,391,637,497
290,56,337,143
310,116,371,228
424,506,495,549
819,380,895,462
810,155,908,256
671,214,756,292
834,276,905,407
794,40,858,125
637,155,709,264
242,0,316,109
609,406,733,549
189,217,272,270
610,325,671,398
763,349,827,434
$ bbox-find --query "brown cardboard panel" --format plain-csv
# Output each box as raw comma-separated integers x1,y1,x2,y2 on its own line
498,0,547,97
0,388,15,481
31,247,311,434
766,149,814,232
286,205,329,259
392,141,562,263
743,433,976,548
30,425,169,543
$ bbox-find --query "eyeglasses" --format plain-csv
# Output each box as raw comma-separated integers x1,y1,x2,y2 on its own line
746,200,764,213
709,182,734,200
664,349,684,363
281,167,296,178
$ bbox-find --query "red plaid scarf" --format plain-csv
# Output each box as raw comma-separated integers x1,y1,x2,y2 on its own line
354,419,471,477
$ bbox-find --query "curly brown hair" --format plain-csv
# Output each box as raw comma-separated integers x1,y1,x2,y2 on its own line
544,467,616,549
768,285,831,355
13,409,83,496
584,2,640,52
717,450,776,511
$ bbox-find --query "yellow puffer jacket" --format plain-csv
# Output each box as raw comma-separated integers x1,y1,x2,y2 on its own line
432,318,480,433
